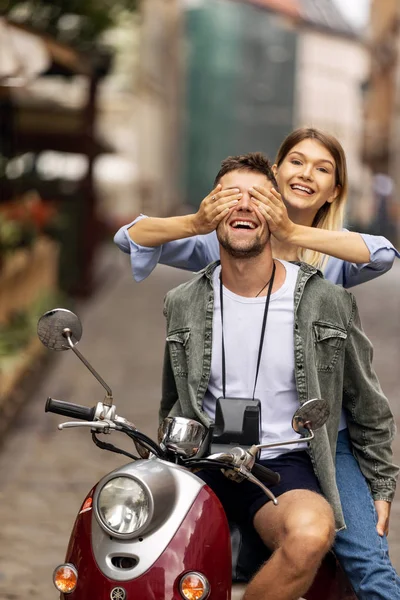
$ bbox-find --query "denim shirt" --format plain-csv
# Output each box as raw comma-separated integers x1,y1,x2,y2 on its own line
161,261,398,530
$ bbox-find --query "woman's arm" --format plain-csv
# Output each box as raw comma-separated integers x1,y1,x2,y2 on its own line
337,233,400,288
284,226,399,287
290,226,371,263
251,185,372,262
113,216,220,282
113,185,239,281
250,185,399,283
129,184,240,247
129,214,197,247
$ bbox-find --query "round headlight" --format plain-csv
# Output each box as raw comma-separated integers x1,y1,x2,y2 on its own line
97,476,151,536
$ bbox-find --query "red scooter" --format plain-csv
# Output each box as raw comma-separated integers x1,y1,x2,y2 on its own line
37,308,356,600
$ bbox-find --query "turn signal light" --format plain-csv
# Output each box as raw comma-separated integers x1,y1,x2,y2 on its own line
179,572,210,600
53,563,78,594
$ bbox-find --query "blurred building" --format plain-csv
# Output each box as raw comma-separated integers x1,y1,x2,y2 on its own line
0,18,113,294
135,0,369,218
295,0,370,224
134,0,185,217
363,0,400,242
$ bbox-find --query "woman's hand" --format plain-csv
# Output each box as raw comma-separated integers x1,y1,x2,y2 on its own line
375,500,391,537
250,186,296,242
191,184,242,234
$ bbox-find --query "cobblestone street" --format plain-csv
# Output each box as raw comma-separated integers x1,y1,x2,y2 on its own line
0,247,399,599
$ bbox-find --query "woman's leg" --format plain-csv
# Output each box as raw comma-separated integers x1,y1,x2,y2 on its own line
334,429,400,599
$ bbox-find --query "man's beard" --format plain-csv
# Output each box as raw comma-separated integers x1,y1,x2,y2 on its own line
217,228,269,259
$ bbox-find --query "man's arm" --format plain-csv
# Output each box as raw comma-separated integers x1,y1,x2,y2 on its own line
342,295,399,534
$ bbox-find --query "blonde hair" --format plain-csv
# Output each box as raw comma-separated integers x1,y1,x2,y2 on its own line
275,127,348,270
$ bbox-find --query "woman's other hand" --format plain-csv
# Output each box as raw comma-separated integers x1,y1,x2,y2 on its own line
250,186,296,242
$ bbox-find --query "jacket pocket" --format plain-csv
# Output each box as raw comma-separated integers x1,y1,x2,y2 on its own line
313,322,347,372
166,328,190,377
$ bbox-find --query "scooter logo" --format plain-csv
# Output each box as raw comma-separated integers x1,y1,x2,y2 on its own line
110,588,126,600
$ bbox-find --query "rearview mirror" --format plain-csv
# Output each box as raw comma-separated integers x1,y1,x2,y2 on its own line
292,398,330,435
37,308,82,351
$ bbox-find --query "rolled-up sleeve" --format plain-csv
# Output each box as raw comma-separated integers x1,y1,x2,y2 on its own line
342,233,400,288
113,215,220,282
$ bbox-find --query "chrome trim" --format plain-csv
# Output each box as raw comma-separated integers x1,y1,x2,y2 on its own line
160,417,206,457
179,572,210,599
91,460,205,581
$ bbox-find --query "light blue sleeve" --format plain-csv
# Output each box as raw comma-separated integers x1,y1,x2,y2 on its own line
324,232,400,288
113,215,220,282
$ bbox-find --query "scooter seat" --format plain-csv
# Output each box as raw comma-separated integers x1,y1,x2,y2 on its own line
230,520,268,582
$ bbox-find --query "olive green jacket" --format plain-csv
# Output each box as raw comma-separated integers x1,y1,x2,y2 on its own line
161,261,398,529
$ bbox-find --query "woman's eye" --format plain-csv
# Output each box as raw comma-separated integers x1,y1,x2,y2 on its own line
317,167,329,173
291,159,301,165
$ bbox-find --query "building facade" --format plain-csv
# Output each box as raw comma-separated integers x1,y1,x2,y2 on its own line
294,0,370,227
134,0,373,227
363,0,400,242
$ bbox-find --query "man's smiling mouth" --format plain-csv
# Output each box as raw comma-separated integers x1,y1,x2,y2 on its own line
230,219,257,230
291,184,314,195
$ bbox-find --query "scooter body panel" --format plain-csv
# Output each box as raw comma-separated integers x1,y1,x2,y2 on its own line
63,485,231,599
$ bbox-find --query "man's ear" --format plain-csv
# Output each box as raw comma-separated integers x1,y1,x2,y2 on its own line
272,164,278,179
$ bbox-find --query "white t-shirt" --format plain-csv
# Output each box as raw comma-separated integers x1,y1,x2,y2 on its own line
203,260,305,459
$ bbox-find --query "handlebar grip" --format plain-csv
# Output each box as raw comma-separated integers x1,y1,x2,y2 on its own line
45,397,96,421
252,463,281,487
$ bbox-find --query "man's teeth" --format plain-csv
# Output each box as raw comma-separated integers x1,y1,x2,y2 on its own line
232,221,256,229
292,185,313,194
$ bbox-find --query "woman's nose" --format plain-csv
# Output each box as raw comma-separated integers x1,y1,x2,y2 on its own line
300,164,313,180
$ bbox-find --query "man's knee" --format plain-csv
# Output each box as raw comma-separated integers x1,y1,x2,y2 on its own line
255,490,335,559
282,497,335,567
286,514,334,559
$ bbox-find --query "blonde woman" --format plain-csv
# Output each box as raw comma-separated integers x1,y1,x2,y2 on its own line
114,128,400,599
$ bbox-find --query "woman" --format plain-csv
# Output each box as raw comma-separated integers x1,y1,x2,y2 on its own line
114,128,400,599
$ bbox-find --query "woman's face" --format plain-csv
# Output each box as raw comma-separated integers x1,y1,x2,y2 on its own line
272,138,340,223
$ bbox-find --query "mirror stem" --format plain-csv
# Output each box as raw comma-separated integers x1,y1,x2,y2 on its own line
64,329,113,406
249,429,315,457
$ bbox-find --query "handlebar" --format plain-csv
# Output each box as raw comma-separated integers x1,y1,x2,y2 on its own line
45,399,280,491
252,463,280,487
45,397,96,421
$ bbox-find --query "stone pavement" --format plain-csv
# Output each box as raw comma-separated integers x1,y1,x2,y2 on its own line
0,247,398,599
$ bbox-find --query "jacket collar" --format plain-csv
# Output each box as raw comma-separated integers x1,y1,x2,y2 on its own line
197,259,323,282
195,260,220,281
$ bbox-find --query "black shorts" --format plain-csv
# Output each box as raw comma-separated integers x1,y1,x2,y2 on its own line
198,450,321,525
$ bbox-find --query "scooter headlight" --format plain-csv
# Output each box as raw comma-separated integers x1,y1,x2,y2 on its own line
96,476,152,537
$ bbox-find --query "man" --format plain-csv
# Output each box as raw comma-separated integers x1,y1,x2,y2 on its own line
160,153,398,600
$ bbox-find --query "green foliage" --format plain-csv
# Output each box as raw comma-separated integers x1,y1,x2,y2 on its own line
0,290,69,358
4,0,138,44
0,213,36,252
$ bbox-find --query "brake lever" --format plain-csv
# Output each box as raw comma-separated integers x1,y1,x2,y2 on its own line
240,466,278,506
209,449,278,506
58,420,118,432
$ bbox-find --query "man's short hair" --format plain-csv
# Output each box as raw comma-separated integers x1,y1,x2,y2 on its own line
214,152,276,186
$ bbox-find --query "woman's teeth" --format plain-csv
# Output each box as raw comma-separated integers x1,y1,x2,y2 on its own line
291,185,313,195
